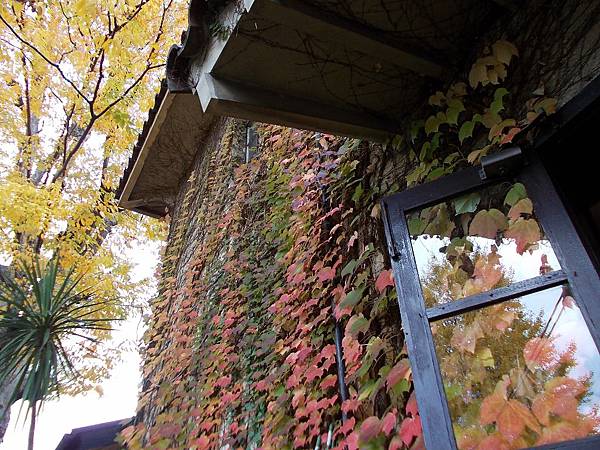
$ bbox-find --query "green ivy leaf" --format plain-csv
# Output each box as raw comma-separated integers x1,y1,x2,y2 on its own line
346,314,370,338
453,192,481,215
358,379,378,401
425,166,445,181
504,182,527,206
352,183,364,205
339,286,366,309
341,259,358,278
459,121,475,144
407,217,425,236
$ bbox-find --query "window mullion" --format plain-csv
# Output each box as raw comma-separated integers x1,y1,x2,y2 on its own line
426,269,568,321
382,199,457,450
520,155,600,352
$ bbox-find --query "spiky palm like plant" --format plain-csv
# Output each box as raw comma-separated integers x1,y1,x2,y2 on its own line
0,257,112,450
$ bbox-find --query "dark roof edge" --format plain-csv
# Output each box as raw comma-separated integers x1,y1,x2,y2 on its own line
116,79,169,201
116,0,216,207
166,0,210,93
55,417,132,450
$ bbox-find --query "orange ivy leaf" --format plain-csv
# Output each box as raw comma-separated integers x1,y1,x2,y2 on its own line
375,270,395,293
505,218,541,254
469,209,508,239
501,127,521,145
507,198,533,220
537,421,590,446
477,433,511,450
532,376,587,425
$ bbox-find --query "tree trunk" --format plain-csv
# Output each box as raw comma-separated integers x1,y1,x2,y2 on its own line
28,400,36,450
0,377,13,443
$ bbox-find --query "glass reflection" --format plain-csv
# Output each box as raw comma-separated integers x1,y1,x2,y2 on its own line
431,286,600,449
406,182,561,306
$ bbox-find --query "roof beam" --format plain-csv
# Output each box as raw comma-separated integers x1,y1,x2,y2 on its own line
250,0,447,79
196,74,398,140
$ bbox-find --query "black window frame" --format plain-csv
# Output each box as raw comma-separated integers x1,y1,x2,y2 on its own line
381,151,600,450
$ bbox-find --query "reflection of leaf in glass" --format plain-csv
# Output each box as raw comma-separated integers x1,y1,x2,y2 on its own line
451,319,484,354
480,387,540,441
523,337,556,371
477,347,495,368
532,378,580,425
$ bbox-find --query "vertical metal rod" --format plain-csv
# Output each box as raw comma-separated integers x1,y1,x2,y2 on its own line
315,133,349,423
333,308,349,422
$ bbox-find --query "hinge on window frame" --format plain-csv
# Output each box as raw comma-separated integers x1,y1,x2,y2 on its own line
387,235,402,261
479,146,523,180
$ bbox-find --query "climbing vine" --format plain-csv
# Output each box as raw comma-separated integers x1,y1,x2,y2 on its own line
120,38,598,450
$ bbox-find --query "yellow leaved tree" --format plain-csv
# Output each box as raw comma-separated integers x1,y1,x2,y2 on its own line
0,0,187,440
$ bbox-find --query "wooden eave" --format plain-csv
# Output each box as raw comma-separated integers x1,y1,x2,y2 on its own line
117,85,213,217
119,0,508,217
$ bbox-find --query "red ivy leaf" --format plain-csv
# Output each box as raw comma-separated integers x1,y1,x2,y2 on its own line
359,416,382,443
192,436,210,449
339,416,356,435
305,365,324,383
320,374,337,390
317,266,336,282
215,375,231,388
399,416,422,446
386,359,411,392
406,391,418,417
342,398,360,414
375,270,395,293
388,436,403,450
382,411,397,436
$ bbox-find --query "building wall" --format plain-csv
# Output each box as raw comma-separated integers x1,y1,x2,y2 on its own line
125,2,600,448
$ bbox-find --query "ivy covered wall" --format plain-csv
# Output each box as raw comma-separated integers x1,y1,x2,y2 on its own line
121,2,600,449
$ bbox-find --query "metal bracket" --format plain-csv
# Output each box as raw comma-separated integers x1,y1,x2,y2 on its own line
479,146,523,180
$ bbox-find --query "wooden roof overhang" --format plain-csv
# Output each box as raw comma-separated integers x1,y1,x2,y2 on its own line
118,0,510,216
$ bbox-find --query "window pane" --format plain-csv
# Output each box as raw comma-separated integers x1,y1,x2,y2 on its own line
406,182,561,307
431,285,600,449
